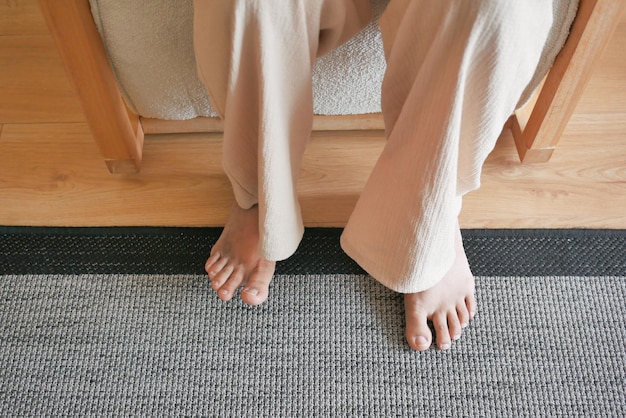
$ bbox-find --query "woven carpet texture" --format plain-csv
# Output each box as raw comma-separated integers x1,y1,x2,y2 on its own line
0,228,624,416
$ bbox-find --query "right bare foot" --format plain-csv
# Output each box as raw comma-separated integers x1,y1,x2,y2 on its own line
404,227,477,351
205,203,276,305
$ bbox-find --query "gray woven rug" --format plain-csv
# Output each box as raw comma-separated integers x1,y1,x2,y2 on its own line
0,228,625,416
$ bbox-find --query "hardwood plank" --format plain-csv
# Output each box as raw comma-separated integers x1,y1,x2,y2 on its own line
0,0,48,36
1,121,624,228
0,35,84,123
299,131,385,225
0,123,230,226
461,120,626,228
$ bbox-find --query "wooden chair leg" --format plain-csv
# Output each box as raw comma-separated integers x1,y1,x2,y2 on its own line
38,0,143,173
512,0,624,163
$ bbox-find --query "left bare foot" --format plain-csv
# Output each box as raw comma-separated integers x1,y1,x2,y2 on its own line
205,203,276,306
404,227,477,351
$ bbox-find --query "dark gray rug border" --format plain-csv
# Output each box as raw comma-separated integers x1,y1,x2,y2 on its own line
0,226,624,276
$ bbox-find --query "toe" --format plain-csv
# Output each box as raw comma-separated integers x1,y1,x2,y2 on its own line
466,292,478,319
404,301,432,351
216,265,245,301
241,262,274,306
447,310,463,341
205,251,221,272
433,312,452,350
405,319,432,351
211,264,234,289
406,321,432,351
456,302,470,328
207,256,228,279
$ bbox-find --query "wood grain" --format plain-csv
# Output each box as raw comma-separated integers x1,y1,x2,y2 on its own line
38,0,143,172
0,0,624,229
0,123,231,226
461,124,626,228
0,0,48,36
574,14,626,114
0,35,84,123
0,122,624,228
512,0,625,162
141,114,386,134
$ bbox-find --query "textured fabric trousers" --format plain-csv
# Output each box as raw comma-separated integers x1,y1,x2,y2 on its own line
193,0,561,293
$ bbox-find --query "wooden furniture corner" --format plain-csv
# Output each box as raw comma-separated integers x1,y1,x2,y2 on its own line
38,0,623,172
38,0,143,173
511,0,625,163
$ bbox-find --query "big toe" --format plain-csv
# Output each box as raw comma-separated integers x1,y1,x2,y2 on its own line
240,261,275,306
405,313,432,351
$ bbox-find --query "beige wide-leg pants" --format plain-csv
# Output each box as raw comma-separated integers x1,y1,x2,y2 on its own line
193,0,565,293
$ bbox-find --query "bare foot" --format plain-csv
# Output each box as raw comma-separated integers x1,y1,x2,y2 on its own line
404,227,477,351
205,203,276,305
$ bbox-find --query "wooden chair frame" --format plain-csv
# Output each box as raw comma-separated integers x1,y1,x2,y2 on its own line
38,0,624,173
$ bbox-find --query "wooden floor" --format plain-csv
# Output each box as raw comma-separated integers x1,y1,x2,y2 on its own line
1,1,625,228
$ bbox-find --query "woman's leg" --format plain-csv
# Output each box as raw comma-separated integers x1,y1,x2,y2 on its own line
341,0,559,349
193,0,371,304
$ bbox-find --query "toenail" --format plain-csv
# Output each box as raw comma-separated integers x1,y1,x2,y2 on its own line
440,343,451,350
219,289,229,296
453,334,461,341
461,322,468,328
415,336,429,347
243,288,259,296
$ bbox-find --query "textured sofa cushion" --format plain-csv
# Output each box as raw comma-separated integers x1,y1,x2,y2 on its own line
89,0,577,120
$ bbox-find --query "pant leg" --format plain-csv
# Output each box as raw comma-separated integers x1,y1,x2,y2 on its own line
193,0,371,261
341,0,558,293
